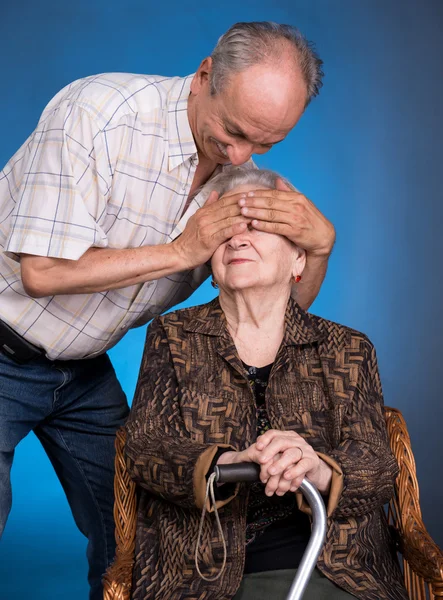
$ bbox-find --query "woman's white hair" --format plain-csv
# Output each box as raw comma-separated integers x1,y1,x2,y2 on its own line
198,164,296,202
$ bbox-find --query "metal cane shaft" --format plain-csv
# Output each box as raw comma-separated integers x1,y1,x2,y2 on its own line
214,463,327,600
285,479,327,600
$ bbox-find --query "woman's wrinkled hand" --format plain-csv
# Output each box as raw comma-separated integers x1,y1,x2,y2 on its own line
255,429,332,496
216,430,332,497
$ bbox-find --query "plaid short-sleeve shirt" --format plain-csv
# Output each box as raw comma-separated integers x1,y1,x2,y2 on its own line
0,73,227,360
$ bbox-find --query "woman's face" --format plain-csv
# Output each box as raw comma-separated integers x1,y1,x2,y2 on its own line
211,184,305,292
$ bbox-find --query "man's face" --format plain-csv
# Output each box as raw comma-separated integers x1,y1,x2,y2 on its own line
188,58,308,166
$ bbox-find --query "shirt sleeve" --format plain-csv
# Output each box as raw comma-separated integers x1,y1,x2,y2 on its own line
5,102,111,262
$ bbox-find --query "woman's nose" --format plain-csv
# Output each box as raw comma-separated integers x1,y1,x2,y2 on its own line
228,234,251,249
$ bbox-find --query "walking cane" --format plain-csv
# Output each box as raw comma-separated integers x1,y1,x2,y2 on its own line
214,463,328,600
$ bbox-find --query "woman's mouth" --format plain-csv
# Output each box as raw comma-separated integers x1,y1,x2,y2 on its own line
228,259,253,265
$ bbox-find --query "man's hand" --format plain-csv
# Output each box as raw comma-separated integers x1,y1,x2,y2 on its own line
238,179,335,258
172,191,251,270
19,190,251,297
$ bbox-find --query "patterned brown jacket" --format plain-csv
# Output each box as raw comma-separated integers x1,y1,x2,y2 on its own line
125,297,408,600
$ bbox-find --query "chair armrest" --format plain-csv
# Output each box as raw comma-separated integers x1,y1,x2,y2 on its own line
102,428,137,600
385,407,443,588
397,512,443,583
103,560,134,600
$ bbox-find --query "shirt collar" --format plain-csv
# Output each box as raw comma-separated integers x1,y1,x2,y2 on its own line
167,74,198,171
184,296,324,346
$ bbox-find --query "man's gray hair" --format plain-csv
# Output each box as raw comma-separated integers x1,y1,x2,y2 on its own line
199,164,295,202
210,21,324,106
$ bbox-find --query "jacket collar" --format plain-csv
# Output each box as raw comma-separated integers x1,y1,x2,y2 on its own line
184,296,324,347
167,75,198,172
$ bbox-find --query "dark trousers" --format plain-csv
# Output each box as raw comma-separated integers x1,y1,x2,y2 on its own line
233,567,356,600
0,350,129,600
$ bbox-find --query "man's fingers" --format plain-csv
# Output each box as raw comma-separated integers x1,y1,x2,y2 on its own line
241,207,307,224
221,191,251,202
250,219,294,237
205,191,249,210
202,196,245,224
199,203,244,228
213,218,249,243
242,190,305,205
241,197,305,213
176,204,247,270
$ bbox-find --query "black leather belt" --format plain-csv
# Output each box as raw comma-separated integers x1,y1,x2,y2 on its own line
0,319,44,364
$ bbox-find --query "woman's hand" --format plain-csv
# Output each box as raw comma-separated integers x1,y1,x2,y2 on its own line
255,430,332,495
216,430,333,497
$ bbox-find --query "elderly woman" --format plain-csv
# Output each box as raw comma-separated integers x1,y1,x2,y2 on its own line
125,166,408,600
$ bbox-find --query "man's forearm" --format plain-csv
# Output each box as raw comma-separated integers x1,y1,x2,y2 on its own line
20,241,187,298
291,254,329,311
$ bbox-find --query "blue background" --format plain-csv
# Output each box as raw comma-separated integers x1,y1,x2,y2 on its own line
1,1,442,598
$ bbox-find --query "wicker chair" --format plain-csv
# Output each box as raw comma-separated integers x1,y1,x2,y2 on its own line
103,407,443,600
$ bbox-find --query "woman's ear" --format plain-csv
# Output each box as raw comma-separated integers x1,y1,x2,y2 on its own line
291,246,306,280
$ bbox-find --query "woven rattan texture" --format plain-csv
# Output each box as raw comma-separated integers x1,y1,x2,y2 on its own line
103,408,443,600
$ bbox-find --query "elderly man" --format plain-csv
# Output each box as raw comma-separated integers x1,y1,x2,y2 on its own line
0,21,334,599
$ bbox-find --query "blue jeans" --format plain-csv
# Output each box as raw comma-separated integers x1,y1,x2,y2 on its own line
0,350,129,600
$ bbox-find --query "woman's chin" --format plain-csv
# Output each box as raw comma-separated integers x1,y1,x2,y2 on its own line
222,277,261,291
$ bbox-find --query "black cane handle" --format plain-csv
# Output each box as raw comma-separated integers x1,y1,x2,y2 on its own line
214,462,261,483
